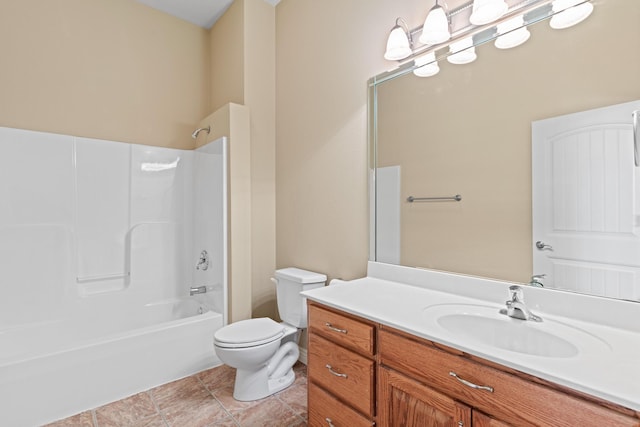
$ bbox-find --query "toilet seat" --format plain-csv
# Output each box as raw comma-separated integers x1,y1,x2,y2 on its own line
214,317,285,349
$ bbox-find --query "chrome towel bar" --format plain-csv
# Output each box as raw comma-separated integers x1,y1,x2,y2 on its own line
407,194,462,203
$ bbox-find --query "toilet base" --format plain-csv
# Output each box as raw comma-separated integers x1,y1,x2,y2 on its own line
233,366,296,401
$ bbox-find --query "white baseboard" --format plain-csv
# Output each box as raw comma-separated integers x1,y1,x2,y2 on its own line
298,347,308,365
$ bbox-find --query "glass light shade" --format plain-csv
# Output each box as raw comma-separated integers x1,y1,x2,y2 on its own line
469,0,508,26
384,25,412,61
419,5,450,45
550,0,594,29
495,16,531,49
447,38,477,64
413,52,440,77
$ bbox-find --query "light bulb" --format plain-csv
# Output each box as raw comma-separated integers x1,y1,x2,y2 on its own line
469,0,508,26
413,52,440,77
419,4,450,45
384,21,412,61
495,16,531,49
550,0,594,29
447,37,477,64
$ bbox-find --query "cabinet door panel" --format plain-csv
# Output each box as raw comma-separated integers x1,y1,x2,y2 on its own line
378,366,471,427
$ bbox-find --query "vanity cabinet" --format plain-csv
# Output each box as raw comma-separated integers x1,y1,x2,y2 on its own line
378,326,640,427
307,303,376,426
307,302,640,427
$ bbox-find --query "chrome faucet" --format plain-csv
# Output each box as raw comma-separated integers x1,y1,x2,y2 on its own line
529,274,545,287
190,286,207,296
500,285,542,322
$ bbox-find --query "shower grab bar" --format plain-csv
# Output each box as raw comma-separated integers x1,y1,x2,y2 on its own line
633,110,639,167
407,194,462,203
76,272,130,283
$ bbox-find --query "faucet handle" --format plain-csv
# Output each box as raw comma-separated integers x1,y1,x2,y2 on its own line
508,285,523,302
529,274,546,287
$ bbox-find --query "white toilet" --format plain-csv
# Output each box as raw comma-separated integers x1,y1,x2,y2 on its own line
214,267,326,401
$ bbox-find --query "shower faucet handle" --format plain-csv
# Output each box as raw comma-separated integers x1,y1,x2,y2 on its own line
196,250,209,271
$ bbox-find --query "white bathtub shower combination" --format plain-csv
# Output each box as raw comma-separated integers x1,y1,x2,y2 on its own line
0,127,227,426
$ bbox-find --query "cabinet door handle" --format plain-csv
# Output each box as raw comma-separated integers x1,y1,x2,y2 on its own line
325,364,348,378
325,417,335,427
325,322,348,334
449,371,494,393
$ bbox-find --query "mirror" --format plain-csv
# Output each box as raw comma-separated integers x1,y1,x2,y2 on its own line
370,0,640,301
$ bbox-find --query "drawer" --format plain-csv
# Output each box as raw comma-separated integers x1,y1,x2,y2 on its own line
308,382,373,427
308,303,374,356
308,333,375,417
379,328,639,427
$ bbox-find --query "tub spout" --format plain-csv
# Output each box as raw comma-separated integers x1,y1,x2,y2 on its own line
190,286,207,296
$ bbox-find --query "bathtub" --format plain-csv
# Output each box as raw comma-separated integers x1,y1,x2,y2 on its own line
0,297,222,427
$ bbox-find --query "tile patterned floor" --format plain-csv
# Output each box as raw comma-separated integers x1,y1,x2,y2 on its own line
44,363,308,427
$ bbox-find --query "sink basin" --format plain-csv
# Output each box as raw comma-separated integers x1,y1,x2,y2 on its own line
422,304,610,358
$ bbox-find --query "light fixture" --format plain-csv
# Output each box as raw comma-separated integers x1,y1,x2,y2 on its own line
384,18,413,61
413,52,440,77
549,0,594,29
447,37,476,64
419,1,450,45
495,15,531,49
469,0,508,26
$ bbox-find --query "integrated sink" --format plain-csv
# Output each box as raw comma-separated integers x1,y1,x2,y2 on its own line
422,304,610,358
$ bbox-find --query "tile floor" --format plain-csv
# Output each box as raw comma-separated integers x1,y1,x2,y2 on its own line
44,362,308,427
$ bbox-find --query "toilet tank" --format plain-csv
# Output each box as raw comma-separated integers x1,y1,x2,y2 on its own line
274,267,326,328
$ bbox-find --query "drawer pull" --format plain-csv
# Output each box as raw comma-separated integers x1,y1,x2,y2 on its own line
325,364,348,378
325,417,335,427
449,371,494,393
325,322,348,334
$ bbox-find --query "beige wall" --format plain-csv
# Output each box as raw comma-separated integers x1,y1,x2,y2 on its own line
210,0,245,111
210,0,277,319
244,1,277,318
275,0,427,282
196,104,253,323
0,0,210,149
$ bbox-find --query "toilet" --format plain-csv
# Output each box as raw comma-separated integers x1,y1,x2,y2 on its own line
214,267,326,401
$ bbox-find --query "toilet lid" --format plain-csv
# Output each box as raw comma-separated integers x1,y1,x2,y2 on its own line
214,317,285,347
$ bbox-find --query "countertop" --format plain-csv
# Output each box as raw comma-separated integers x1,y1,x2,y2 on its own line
302,265,640,412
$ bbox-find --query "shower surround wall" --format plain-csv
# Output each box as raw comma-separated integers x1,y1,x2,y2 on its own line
0,127,227,426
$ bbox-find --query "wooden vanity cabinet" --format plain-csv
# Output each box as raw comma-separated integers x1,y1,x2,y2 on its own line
307,303,376,426
307,302,640,427
378,326,640,427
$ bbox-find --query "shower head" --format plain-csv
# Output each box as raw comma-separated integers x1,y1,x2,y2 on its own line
191,125,211,139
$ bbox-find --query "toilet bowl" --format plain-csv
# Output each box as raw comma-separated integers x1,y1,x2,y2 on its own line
213,268,326,401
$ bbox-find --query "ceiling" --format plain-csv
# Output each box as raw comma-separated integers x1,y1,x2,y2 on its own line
136,0,281,29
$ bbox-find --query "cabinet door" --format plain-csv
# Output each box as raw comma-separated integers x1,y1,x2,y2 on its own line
473,411,512,427
378,366,472,427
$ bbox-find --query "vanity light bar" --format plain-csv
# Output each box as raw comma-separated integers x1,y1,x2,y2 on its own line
381,0,593,82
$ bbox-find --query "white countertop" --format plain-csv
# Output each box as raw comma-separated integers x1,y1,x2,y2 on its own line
302,263,640,412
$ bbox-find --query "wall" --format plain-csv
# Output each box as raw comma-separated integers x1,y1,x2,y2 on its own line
275,0,420,281
210,0,277,319
197,104,253,323
210,0,245,111
0,0,209,149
